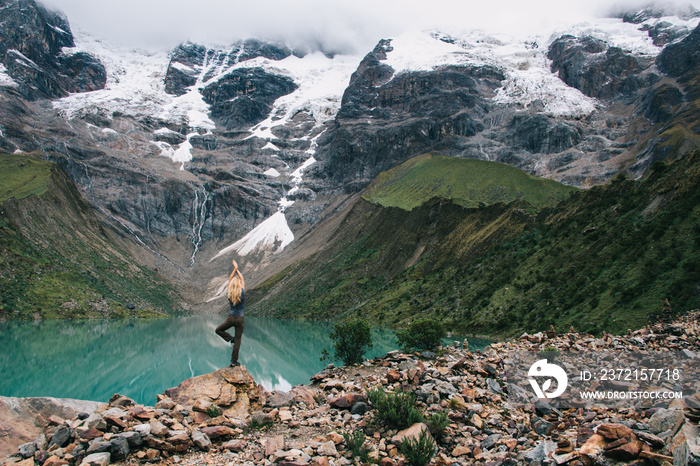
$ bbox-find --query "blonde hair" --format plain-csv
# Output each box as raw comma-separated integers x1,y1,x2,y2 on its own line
227,275,242,305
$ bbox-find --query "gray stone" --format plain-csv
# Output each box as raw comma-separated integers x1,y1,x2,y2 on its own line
49,425,71,448
191,430,212,451
523,440,557,464
267,391,294,408
18,441,36,459
113,431,143,448
533,419,553,437
506,383,530,401
149,420,169,438
133,423,151,436
251,411,274,426
486,378,502,394
109,437,129,462
481,433,502,450
350,402,369,416
421,351,436,359
82,452,111,466
34,433,48,451
86,440,112,455
674,441,700,466
398,361,417,372
85,413,106,431
435,381,457,397
649,408,685,435
534,400,562,418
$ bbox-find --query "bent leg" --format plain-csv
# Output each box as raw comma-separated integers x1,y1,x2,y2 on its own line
230,316,245,364
216,315,237,342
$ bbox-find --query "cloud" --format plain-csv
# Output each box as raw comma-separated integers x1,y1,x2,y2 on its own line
40,0,700,53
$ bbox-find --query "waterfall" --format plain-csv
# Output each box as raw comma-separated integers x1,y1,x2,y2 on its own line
189,187,210,267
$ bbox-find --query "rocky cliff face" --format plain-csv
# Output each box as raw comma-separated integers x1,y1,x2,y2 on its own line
0,0,106,100
1,0,700,310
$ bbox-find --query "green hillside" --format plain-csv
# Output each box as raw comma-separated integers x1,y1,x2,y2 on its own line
0,153,180,319
364,154,579,211
0,154,53,202
250,151,700,338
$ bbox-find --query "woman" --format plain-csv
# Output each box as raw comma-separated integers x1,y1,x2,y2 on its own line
216,259,245,367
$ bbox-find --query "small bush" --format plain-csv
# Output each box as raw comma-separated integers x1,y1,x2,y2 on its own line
206,405,222,418
426,411,449,442
367,388,423,430
396,318,446,352
328,319,373,366
400,429,436,466
343,430,369,462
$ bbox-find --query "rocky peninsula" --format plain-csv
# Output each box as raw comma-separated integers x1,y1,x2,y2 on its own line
1,311,699,466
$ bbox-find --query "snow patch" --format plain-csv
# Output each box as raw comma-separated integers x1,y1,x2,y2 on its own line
52,32,215,133
154,127,177,135
278,156,316,210
0,63,17,88
211,211,294,259
264,168,281,177
246,52,360,140
382,30,599,117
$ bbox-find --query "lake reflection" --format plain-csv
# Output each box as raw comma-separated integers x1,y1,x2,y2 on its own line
0,317,399,405
0,317,488,405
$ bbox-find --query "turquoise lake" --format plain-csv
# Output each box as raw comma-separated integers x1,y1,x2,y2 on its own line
0,317,487,405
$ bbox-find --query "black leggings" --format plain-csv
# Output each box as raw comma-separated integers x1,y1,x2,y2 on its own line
215,315,244,364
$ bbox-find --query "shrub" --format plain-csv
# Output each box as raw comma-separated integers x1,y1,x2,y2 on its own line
396,318,446,352
343,431,370,462
400,429,436,466
426,411,449,442
367,388,423,430
206,405,222,418
328,319,373,366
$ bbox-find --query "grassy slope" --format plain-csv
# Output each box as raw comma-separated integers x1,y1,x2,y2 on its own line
250,151,700,338
364,154,579,211
0,153,180,319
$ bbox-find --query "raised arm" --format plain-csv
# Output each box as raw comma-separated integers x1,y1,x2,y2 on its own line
236,268,245,290
230,259,245,289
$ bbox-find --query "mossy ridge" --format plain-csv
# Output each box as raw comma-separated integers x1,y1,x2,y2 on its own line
0,153,179,319
0,153,53,202
363,153,579,211
250,150,700,338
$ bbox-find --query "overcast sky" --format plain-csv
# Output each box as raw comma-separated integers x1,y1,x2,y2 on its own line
40,0,700,53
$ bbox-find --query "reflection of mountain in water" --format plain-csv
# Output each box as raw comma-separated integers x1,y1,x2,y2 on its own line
241,318,400,392
0,317,490,404
0,317,396,404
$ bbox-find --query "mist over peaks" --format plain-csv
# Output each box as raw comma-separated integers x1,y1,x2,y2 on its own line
39,0,700,53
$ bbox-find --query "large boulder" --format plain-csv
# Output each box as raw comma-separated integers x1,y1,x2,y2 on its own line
163,366,262,419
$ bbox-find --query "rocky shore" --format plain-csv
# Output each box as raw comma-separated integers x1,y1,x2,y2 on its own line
2,311,699,466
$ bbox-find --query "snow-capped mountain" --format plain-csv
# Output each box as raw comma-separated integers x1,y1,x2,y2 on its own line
1,0,699,307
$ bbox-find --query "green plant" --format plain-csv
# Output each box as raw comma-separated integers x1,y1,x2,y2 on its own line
426,411,449,442
327,319,373,366
538,346,560,362
206,405,222,418
249,419,273,431
396,318,447,352
400,429,436,466
343,430,370,462
367,388,423,430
